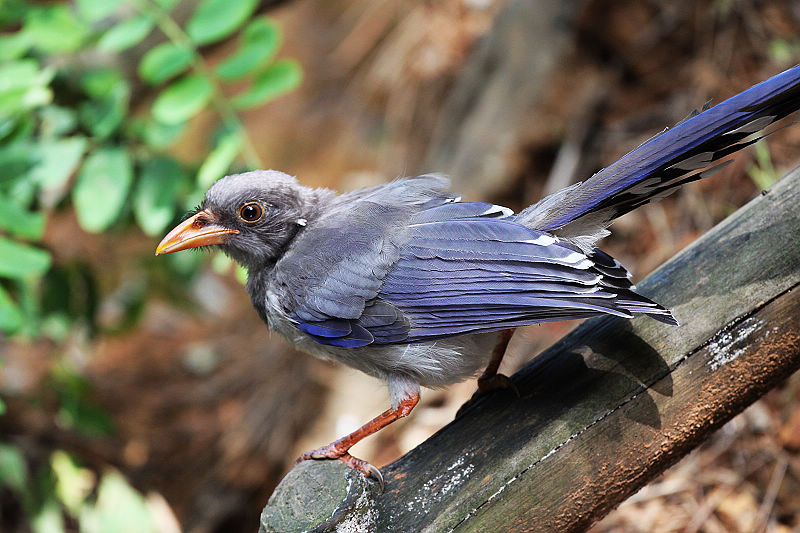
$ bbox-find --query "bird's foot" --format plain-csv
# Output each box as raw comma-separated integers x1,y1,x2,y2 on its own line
456,373,520,418
478,372,520,396
296,446,384,490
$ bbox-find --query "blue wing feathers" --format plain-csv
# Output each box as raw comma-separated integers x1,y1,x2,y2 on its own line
387,258,599,282
293,207,676,347
411,202,512,223
293,207,678,346
381,280,605,296
297,319,352,337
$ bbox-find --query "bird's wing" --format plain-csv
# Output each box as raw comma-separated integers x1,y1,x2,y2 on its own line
275,199,673,348
270,175,454,347
378,215,674,343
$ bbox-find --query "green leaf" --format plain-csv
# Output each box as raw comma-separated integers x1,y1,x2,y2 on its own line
30,137,87,205
39,106,77,137
0,193,45,240
0,284,23,332
40,264,98,335
138,43,194,85
152,75,213,125
0,0,28,28
235,264,247,284
72,148,132,233
0,86,52,117
187,0,259,46
97,14,155,53
25,5,88,53
0,397,5,415
76,0,123,22
80,472,155,533
197,132,241,188
52,363,114,437
32,137,86,184
0,443,27,492
747,141,779,190
0,59,43,92
51,451,95,516
0,88,52,119
139,118,186,149
0,114,35,144
5,175,37,209
0,32,31,61
79,73,129,138
0,289,23,334
0,141,34,181
0,60,54,117
216,17,280,81
153,0,180,10
81,68,125,99
133,158,186,236
231,59,301,109
79,93,128,139
32,500,65,533
0,238,51,279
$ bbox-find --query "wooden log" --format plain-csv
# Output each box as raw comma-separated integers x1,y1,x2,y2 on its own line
260,166,800,532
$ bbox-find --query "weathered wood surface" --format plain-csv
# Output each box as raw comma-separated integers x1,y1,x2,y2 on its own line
260,166,800,532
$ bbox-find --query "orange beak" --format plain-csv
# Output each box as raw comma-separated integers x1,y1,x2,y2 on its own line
155,210,239,255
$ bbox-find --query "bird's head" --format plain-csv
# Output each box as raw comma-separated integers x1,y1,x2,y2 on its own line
155,170,319,270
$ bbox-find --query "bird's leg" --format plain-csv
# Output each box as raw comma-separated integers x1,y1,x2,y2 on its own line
477,328,518,394
457,328,518,418
295,390,420,489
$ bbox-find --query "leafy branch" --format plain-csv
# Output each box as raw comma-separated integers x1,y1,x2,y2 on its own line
1,1,303,531
0,0,302,337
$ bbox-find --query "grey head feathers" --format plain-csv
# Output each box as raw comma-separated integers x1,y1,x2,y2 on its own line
202,170,334,270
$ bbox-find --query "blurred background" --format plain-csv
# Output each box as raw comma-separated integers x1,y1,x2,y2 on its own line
1,0,800,532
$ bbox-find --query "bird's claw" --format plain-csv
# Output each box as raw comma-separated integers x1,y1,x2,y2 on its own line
478,372,520,397
456,373,519,418
340,453,384,491
295,448,384,491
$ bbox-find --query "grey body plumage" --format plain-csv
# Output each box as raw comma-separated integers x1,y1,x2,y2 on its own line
203,170,670,407
208,172,509,405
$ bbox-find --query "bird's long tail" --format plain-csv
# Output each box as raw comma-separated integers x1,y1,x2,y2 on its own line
518,64,800,248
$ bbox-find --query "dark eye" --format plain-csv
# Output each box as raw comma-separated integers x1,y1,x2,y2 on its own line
238,202,264,223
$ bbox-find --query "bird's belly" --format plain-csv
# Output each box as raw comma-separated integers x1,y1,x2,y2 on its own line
266,309,498,387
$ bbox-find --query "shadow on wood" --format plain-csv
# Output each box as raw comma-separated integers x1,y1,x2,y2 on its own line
260,167,800,532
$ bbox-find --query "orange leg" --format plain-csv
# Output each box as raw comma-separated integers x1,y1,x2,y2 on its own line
295,390,420,489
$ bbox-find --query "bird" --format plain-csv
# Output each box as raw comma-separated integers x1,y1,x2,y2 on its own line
156,64,800,488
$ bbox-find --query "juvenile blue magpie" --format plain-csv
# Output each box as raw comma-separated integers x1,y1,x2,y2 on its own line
157,64,800,485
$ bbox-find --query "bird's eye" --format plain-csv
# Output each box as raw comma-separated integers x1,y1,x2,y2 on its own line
238,202,264,223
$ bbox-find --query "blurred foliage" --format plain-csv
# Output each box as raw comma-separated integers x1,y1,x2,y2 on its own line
0,444,157,533
0,1,302,530
747,141,780,190
0,0,302,339
769,38,800,66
